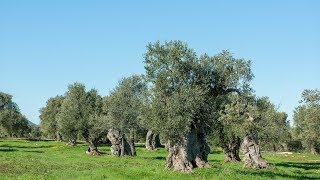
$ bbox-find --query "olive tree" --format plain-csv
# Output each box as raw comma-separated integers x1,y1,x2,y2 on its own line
260,111,290,152
219,94,278,169
39,95,64,140
144,41,253,172
294,89,320,154
0,92,30,137
211,94,242,163
107,75,147,156
80,89,108,155
217,93,290,163
57,83,87,146
56,83,108,154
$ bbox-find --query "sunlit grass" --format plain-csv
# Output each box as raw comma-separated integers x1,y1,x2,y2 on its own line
0,139,319,179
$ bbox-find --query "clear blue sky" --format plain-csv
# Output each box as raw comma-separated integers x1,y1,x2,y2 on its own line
1,1,319,124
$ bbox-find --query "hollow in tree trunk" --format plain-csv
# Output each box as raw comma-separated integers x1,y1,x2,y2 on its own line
129,128,136,156
223,136,241,163
241,134,272,169
166,125,210,172
155,133,161,147
146,130,162,150
107,129,132,156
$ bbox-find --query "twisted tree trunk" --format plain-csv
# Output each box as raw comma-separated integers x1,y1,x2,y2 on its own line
82,130,105,156
85,139,101,156
223,136,241,163
146,130,162,150
166,126,210,172
241,135,271,169
107,129,132,156
129,128,136,156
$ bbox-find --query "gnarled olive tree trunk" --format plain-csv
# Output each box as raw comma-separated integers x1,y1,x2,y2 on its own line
85,139,100,156
129,128,136,156
82,130,106,156
166,126,210,172
107,129,132,156
241,135,271,169
223,136,241,163
146,130,161,150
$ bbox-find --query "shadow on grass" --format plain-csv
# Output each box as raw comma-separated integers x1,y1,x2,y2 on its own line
0,148,18,152
141,156,166,161
26,139,55,142
0,148,44,153
0,144,55,149
276,161,320,170
209,150,223,155
21,150,44,153
154,156,166,160
234,167,319,179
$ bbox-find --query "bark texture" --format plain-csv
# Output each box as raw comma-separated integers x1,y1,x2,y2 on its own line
67,138,76,146
85,140,101,156
82,130,107,156
166,126,210,172
146,130,161,150
241,135,271,169
129,128,136,156
223,136,241,163
107,129,132,156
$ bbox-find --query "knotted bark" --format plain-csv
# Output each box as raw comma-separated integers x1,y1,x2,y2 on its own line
85,140,101,156
129,128,136,156
223,136,241,163
146,130,161,150
166,126,210,172
107,129,132,156
241,135,271,169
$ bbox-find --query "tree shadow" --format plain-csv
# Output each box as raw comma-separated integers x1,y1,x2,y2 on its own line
209,150,223,154
276,161,320,170
234,168,319,179
0,148,44,153
0,144,55,149
0,148,18,152
26,139,55,142
154,156,166,160
141,156,166,161
20,150,44,153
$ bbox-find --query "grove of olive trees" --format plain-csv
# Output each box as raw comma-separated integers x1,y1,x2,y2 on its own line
293,89,320,154
31,41,319,173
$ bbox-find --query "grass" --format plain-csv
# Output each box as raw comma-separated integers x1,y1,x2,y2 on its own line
0,139,319,179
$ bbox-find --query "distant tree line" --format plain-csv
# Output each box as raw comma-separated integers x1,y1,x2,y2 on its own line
1,41,319,172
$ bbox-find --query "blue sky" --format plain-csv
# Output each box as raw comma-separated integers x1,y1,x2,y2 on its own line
1,1,319,124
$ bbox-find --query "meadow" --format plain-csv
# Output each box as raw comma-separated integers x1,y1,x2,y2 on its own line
0,139,319,179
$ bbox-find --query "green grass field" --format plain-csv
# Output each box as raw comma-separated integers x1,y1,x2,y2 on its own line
0,139,319,179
